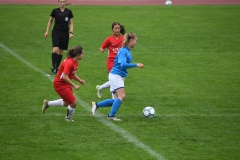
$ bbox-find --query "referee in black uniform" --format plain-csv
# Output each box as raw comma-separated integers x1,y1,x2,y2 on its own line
44,0,74,74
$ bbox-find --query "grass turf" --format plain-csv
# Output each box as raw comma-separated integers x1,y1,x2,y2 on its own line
0,4,239,160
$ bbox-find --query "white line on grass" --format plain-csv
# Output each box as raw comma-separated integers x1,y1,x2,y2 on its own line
0,42,166,160
3,113,240,117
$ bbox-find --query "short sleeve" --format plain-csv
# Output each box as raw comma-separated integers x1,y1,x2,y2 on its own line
63,60,73,75
50,9,55,17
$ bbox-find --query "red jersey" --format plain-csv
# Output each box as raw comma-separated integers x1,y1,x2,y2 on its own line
54,58,78,91
101,34,123,60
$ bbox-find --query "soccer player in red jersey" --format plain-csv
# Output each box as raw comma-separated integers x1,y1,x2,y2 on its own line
96,22,126,98
42,46,85,122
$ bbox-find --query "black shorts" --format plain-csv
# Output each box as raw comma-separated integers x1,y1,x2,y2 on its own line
52,29,69,50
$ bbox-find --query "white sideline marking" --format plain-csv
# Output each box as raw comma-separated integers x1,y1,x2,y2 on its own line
2,113,240,117
0,42,166,160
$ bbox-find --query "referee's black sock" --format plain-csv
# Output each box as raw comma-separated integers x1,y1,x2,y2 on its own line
56,54,63,69
52,53,58,69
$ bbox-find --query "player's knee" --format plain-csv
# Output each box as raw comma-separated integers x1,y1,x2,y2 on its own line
52,47,59,53
119,94,126,101
70,101,77,108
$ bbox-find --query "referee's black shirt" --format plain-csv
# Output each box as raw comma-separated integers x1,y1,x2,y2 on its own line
50,8,73,32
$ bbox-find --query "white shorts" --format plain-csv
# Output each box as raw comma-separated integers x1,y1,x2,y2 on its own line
108,73,125,93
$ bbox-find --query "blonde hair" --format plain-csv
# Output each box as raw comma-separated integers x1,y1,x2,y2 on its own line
122,32,137,47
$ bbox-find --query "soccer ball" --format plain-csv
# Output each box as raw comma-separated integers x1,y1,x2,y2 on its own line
142,106,156,118
165,0,172,5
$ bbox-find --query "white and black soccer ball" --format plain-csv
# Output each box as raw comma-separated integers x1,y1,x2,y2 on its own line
142,106,156,118
165,0,172,5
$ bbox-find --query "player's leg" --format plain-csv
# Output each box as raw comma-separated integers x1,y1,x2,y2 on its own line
51,30,61,74
42,99,66,114
56,32,69,73
96,81,110,98
91,98,114,116
54,86,76,122
96,59,114,98
62,87,76,122
107,74,124,121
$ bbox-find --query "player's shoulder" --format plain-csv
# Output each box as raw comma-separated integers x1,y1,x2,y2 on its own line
65,8,73,14
65,8,72,11
106,34,114,39
52,8,60,11
118,47,128,54
65,58,74,63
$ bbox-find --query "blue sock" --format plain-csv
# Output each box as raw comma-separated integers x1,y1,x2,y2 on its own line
109,98,122,117
96,99,114,108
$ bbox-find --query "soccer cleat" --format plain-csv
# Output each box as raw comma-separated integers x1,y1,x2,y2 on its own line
96,85,102,98
51,68,58,74
65,116,74,122
91,102,97,116
107,115,121,121
51,68,55,74
54,68,58,74
42,100,49,114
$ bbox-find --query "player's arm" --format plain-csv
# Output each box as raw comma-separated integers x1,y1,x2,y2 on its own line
69,18,73,39
45,16,54,38
118,53,144,69
120,61,144,68
72,74,85,85
61,61,80,90
62,73,79,90
99,38,109,53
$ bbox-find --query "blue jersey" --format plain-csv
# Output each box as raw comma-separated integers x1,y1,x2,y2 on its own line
110,46,137,77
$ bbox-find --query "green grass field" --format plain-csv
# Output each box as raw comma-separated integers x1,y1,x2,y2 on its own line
0,4,239,160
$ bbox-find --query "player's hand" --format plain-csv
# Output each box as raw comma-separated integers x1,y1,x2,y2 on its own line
69,34,73,39
74,85,80,90
80,79,85,85
44,32,48,38
99,48,105,53
137,63,144,68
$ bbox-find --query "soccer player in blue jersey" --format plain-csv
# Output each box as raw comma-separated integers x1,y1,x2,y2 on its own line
91,32,144,121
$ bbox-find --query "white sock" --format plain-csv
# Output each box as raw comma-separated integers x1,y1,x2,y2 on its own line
66,105,75,118
48,99,64,107
99,81,110,90
112,93,114,99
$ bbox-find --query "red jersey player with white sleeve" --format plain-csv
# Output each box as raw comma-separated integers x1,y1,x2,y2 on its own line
96,22,126,98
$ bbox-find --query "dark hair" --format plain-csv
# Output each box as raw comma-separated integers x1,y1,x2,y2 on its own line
112,22,126,35
67,46,83,58
122,32,137,47
58,0,71,5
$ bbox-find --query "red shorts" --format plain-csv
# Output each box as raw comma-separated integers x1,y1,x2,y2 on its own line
107,58,114,73
54,86,76,104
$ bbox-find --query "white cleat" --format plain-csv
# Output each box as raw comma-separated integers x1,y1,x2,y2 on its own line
107,116,121,121
91,102,97,116
42,99,49,114
65,116,75,122
96,85,102,98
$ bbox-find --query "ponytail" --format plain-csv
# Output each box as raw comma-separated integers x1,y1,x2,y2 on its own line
67,46,83,58
122,32,137,47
